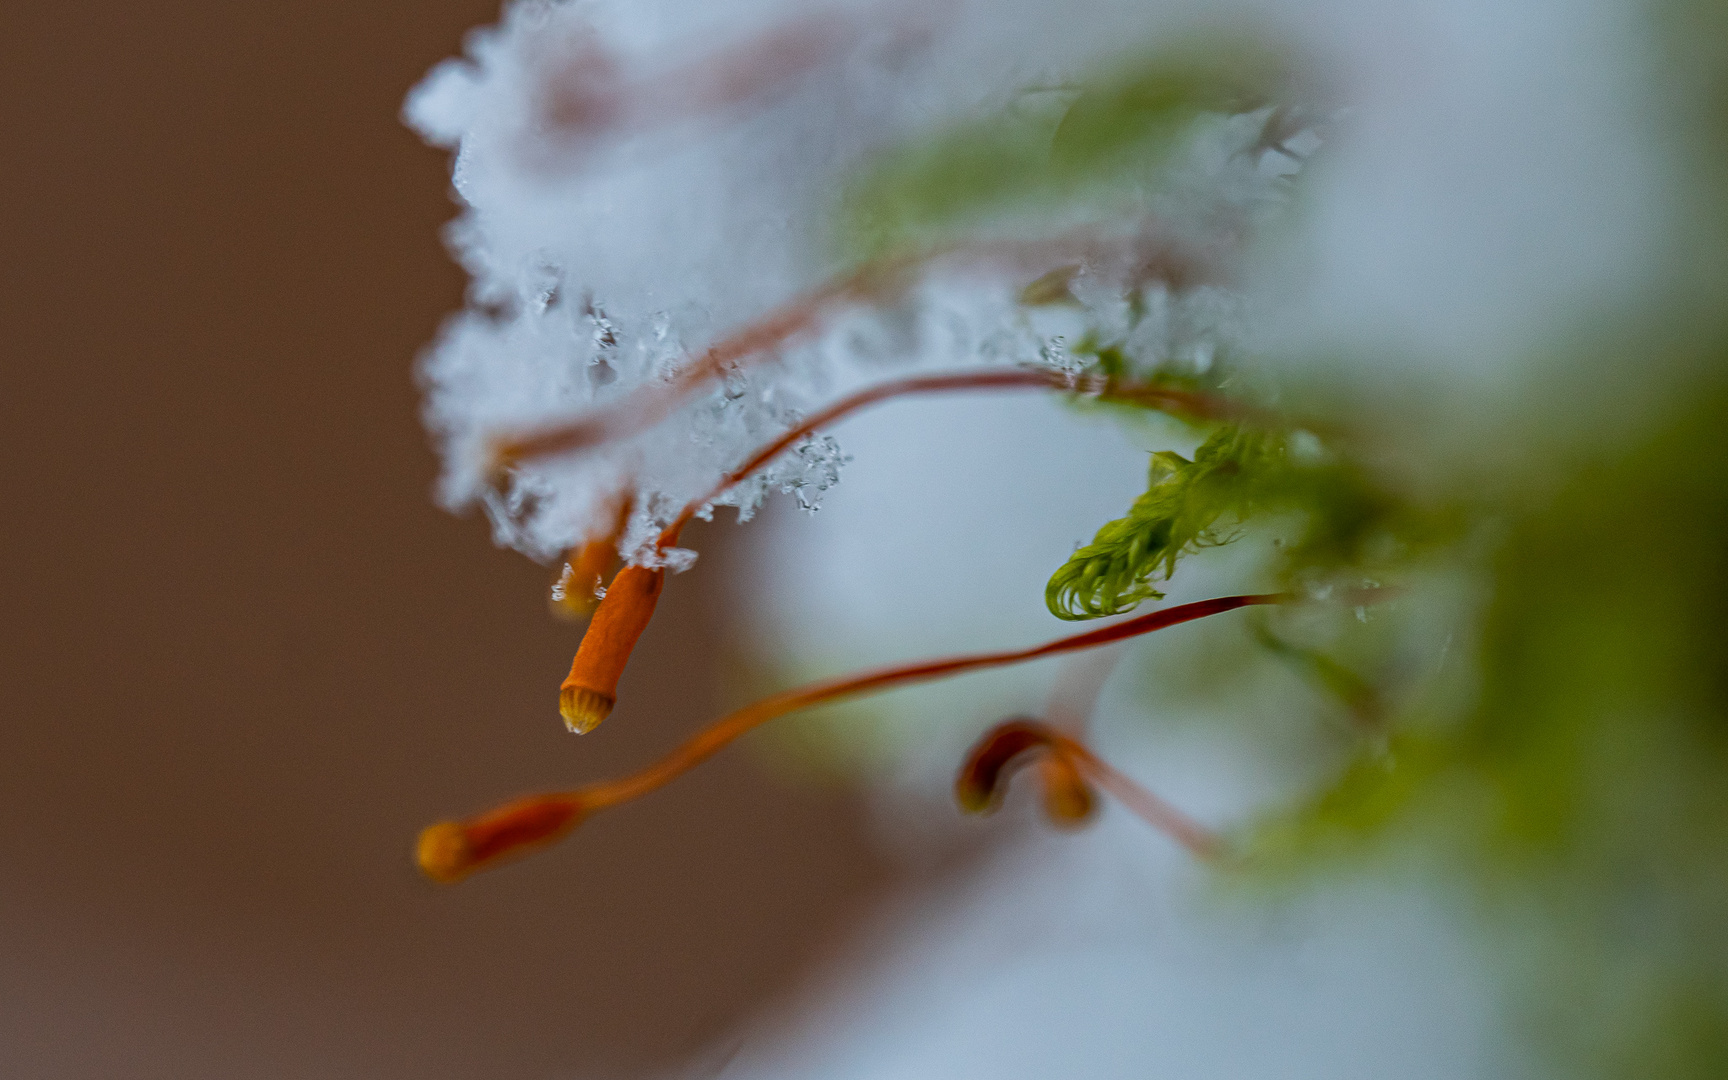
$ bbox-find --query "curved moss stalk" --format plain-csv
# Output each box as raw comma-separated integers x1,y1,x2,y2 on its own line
956,718,1220,856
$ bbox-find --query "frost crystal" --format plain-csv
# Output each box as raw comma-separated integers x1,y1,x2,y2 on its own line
406,0,1310,567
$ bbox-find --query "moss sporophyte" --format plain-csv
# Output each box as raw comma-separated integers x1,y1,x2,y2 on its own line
429,349,1395,879
411,21,1378,884
421,256,1388,882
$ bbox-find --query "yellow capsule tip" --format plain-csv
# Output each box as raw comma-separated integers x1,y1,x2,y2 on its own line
416,821,474,884
560,685,615,734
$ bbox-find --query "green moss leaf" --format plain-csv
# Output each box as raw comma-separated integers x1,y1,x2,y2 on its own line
1045,425,1282,619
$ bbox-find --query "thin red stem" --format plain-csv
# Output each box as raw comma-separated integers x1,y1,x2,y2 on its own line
574,592,1286,812
656,368,1244,547
493,269,877,467
432,589,1410,876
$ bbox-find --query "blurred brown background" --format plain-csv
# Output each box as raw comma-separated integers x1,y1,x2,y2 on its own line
0,4,890,1076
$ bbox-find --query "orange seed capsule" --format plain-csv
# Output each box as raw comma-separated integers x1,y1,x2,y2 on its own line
1036,753,1098,828
416,794,585,884
559,563,664,733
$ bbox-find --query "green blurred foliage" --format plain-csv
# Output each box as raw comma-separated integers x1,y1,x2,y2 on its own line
1251,2,1728,1071
840,33,1288,258
1256,375,1728,1078
1045,418,1451,620
832,2,1728,1073
1048,427,1278,618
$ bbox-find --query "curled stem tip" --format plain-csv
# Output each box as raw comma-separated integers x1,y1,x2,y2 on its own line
955,719,1214,855
953,715,1099,825
955,719,1056,814
954,717,1102,828
560,564,665,733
